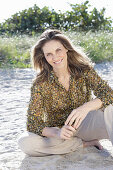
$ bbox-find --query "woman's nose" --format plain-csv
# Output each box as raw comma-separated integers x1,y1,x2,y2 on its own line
52,53,59,60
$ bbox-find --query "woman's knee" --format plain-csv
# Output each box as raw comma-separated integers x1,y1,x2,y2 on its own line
104,104,113,140
18,134,35,156
18,136,28,152
18,134,52,156
104,104,113,121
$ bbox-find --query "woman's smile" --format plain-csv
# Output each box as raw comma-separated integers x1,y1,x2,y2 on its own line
53,59,63,64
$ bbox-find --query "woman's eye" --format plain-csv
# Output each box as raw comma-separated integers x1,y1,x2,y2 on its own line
46,53,51,57
57,48,61,52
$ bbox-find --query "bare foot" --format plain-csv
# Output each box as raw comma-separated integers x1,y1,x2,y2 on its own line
83,139,103,150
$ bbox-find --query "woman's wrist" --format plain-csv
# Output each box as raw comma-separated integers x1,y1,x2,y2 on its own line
82,98,103,112
42,127,59,138
81,102,92,112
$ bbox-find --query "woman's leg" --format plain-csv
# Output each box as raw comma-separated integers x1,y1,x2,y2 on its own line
18,105,113,156
104,104,113,144
75,105,113,143
18,132,82,157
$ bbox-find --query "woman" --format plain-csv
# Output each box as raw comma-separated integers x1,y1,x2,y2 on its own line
18,29,113,156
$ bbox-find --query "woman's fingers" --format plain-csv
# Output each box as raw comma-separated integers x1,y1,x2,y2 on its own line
60,125,75,139
68,115,76,126
64,132,72,138
65,112,80,127
66,125,76,132
62,135,72,140
65,129,73,136
63,127,74,136
73,117,80,128
65,106,89,131
65,111,76,125
63,130,73,139
73,117,83,129
75,118,83,129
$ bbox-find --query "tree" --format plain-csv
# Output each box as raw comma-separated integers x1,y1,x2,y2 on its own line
0,1,112,35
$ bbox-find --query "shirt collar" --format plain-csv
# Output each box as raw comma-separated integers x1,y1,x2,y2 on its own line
48,70,59,85
48,70,73,91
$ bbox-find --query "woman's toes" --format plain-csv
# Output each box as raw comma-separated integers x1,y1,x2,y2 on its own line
94,141,103,150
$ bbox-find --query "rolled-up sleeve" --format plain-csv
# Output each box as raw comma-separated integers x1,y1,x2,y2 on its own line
85,68,113,107
27,84,49,136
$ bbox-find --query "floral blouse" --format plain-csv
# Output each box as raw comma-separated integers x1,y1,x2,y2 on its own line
27,68,113,136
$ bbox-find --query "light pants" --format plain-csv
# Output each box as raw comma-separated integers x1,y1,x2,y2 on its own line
18,105,113,157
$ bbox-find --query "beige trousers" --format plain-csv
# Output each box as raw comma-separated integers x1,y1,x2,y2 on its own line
18,105,113,157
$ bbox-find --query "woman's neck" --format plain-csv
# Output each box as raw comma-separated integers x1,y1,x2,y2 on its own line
53,68,70,91
53,68,70,79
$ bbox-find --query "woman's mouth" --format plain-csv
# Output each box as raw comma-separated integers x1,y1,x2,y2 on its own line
53,59,63,64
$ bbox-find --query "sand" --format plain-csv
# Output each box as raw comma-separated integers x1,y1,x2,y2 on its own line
0,62,113,170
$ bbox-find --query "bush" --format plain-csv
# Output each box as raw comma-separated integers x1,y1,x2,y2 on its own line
66,30,113,62
0,31,113,68
0,1,112,35
0,34,39,68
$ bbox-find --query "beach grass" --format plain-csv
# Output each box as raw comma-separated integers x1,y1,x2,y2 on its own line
0,34,38,68
0,30,113,68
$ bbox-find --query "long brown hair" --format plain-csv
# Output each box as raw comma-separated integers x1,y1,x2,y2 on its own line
31,29,93,83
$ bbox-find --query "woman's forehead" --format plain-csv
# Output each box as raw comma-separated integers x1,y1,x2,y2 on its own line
42,40,63,52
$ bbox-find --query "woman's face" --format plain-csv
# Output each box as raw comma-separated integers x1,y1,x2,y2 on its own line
42,40,68,71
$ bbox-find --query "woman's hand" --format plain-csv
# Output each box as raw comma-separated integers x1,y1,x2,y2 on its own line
65,99,103,130
65,105,90,130
42,126,75,139
57,125,76,140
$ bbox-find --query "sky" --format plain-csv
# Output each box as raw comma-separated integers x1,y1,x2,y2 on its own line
0,0,113,23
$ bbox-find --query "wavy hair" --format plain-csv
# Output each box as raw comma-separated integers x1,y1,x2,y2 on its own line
31,29,93,83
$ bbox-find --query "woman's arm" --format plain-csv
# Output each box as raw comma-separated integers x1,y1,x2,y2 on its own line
27,84,51,136
86,68,113,107
65,68,113,129
42,127,59,138
28,83,76,138
81,98,103,111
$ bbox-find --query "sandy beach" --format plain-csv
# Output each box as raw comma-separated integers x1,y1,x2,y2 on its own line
0,62,113,170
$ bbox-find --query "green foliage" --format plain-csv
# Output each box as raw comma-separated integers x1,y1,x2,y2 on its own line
0,1,112,35
0,35,37,68
0,31,113,68
64,1,90,30
63,1,112,31
66,30,113,63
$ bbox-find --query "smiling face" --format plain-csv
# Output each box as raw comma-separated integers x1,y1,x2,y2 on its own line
42,40,68,72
